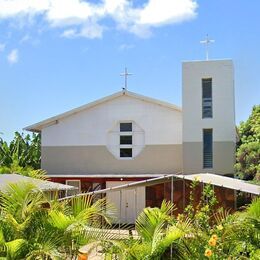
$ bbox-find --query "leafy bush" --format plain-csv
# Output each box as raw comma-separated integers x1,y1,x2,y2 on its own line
235,105,260,181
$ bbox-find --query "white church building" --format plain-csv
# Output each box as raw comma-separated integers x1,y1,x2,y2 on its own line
25,59,236,222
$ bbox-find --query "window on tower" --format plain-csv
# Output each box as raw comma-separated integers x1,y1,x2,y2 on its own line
203,129,213,168
202,78,213,118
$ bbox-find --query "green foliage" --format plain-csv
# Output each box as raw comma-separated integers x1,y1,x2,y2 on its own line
0,182,116,259
235,142,260,181
0,180,259,259
184,180,217,229
0,131,41,170
180,183,260,260
238,105,260,145
104,200,188,260
103,183,260,260
0,132,45,179
235,105,260,181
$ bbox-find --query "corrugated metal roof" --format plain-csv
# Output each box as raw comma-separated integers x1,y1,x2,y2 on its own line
182,173,260,195
0,174,78,192
48,174,164,178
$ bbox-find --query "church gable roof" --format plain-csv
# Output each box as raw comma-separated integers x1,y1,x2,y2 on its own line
24,90,182,132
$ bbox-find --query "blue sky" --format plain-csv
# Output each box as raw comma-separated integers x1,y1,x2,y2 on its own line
0,0,259,142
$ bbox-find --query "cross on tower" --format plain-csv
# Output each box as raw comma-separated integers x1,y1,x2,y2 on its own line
200,34,215,61
120,67,133,91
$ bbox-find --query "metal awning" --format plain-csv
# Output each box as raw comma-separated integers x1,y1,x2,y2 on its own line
48,174,163,178
60,172,260,200
180,173,260,195
0,174,78,192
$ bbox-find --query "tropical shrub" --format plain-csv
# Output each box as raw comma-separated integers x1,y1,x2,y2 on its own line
180,182,260,259
0,132,41,170
103,201,191,260
0,182,116,259
0,179,259,259
235,105,260,181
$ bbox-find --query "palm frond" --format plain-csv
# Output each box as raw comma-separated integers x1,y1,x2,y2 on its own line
135,201,174,242
26,230,64,260
246,197,260,219
5,239,27,259
213,208,231,226
48,210,74,230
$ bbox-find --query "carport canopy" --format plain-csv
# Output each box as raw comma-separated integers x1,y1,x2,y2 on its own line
60,172,260,200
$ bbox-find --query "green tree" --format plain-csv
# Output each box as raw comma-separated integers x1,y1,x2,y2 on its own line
0,132,41,177
235,105,260,181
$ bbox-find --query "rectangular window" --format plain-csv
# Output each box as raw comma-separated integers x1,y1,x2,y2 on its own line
120,148,132,158
120,135,132,145
66,180,81,196
120,122,132,132
202,78,212,118
203,129,213,168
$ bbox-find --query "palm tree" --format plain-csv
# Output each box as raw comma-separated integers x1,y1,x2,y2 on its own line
48,195,116,258
0,182,116,259
0,132,41,171
103,200,189,260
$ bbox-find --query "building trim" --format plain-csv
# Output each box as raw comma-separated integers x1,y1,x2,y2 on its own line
48,174,165,178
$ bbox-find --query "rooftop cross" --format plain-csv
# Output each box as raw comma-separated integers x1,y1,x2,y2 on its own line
200,34,215,61
120,67,133,91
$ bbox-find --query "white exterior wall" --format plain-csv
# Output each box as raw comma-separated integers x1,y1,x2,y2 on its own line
42,95,182,147
182,60,236,143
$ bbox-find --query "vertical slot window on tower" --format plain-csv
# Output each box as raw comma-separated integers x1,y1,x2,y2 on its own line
202,78,212,118
203,129,213,168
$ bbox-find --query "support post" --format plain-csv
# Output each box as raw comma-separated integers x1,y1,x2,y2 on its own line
170,176,174,260
135,188,137,221
119,190,122,235
234,190,237,211
171,176,174,204
183,177,185,210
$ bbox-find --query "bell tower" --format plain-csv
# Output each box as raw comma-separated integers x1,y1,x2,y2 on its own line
182,60,236,175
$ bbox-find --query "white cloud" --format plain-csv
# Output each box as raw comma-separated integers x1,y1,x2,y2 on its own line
0,0,49,18
0,0,198,38
0,43,5,52
19,34,40,46
61,21,103,39
79,22,104,39
7,49,19,64
61,29,77,38
20,34,31,43
138,0,197,26
119,43,135,51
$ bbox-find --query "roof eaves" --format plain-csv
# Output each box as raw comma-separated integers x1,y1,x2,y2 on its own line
24,91,123,132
